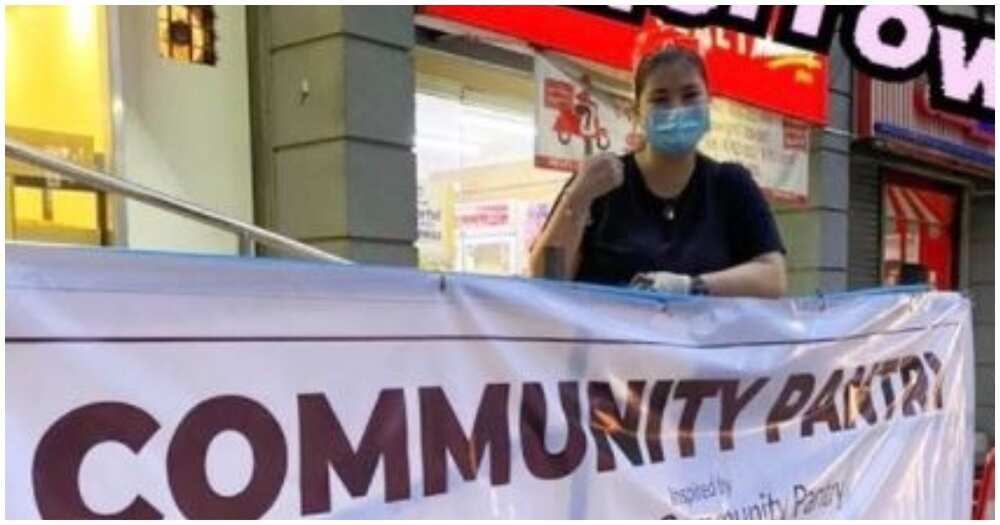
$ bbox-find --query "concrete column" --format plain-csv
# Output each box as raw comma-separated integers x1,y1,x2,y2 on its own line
772,34,851,295
255,6,416,265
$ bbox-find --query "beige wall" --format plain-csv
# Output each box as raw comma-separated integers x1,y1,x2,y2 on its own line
117,6,254,254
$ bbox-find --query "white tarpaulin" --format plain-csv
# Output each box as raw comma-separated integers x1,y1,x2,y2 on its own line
6,244,974,519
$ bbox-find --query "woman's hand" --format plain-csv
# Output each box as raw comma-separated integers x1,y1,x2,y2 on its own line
631,271,692,294
566,152,625,205
527,153,624,280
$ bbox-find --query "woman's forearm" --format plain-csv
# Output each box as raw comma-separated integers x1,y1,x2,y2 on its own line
700,252,787,298
527,194,592,279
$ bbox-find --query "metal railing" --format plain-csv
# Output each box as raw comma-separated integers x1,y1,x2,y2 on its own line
5,139,350,264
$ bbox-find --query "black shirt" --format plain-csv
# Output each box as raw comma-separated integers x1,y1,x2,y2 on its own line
562,152,785,286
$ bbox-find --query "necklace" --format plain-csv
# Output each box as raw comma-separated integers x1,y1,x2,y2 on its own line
663,200,677,221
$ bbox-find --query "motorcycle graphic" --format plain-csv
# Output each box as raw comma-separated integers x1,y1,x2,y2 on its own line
552,77,611,153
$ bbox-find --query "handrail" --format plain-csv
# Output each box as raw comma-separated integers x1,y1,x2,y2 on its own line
5,139,350,264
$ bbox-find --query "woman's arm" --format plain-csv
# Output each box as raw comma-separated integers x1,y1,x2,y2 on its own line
526,191,592,279
700,251,787,298
700,161,788,298
527,153,624,279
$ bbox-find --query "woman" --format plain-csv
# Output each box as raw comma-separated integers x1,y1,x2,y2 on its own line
528,46,787,298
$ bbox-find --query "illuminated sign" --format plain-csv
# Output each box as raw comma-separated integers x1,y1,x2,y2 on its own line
419,6,828,125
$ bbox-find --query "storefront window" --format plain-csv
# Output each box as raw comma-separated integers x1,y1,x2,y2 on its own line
5,5,113,245
881,173,960,290
415,66,570,276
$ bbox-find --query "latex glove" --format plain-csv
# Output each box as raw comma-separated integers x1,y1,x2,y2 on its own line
631,271,692,295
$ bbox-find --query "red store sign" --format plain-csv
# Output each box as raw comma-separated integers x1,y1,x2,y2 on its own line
457,203,510,229
419,6,829,125
855,74,995,173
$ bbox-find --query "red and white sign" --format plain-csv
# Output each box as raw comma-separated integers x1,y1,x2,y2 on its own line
419,6,828,125
855,75,995,173
913,83,994,145
456,202,511,230
534,54,638,173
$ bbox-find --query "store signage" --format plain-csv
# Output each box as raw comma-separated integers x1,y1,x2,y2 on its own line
873,122,995,167
420,6,829,125
581,6,994,122
914,83,994,144
7,244,975,518
857,76,995,170
456,202,510,229
421,6,994,123
534,55,810,203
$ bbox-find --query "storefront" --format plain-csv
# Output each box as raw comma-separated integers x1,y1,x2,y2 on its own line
5,6,114,245
852,75,993,290
5,5,254,255
411,6,831,276
9,6,841,279
6,1,991,476
851,73,995,438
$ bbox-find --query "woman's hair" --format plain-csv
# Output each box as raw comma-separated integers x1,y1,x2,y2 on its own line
633,46,708,102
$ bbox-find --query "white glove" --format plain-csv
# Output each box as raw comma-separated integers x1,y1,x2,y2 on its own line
631,271,692,295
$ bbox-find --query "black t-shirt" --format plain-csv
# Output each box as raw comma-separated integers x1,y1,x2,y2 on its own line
557,152,786,286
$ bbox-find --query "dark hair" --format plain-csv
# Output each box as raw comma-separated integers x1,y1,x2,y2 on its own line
633,46,708,102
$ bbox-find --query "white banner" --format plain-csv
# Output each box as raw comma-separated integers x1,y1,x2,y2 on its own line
7,244,974,519
533,54,811,203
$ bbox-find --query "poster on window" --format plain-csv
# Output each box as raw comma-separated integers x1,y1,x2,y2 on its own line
533,55,810,203
534,54,640,173
454,201,517,275
416,183,449,272
700,98,811,203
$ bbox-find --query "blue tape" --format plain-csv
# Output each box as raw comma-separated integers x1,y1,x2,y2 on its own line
35,245,931,303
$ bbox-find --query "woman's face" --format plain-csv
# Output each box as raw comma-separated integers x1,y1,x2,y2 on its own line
637,61,709,122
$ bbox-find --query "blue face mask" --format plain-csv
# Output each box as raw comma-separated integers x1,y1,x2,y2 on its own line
644,104,711,155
